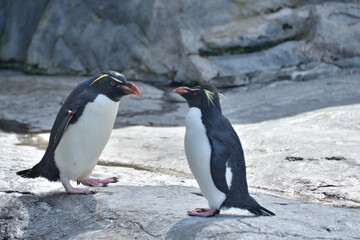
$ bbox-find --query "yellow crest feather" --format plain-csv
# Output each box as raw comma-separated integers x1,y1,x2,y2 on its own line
90,74,108,85
204,89,215,106
190,88,216,106
110,76,123,83
90,74,124,85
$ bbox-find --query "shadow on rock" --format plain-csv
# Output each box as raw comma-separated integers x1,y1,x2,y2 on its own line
18,192,101,239
165,214,254,240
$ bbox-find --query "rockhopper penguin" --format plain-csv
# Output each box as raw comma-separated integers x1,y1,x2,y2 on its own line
174,85,274,217
17,70,140,194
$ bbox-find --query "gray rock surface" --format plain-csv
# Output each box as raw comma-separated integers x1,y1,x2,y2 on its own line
0,71,84,132
201,7,309,49
1,132,360,239
23,0,238,79
0,72,359,239
1,1,360,87
0,0,48,62
302,3,360,66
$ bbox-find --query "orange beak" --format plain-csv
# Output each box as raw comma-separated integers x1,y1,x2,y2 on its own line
122,82,140,98
173,86,189,95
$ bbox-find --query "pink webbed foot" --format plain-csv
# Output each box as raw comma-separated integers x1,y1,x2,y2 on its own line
80,177,118,187
187,207,220,217
62,182,95,194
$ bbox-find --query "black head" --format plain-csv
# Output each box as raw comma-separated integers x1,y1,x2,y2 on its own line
173,84,222,113
89,70,140,102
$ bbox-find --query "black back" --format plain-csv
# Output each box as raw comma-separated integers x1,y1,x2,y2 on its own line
177,85,249,196
18,70,134,181
175,84,275,215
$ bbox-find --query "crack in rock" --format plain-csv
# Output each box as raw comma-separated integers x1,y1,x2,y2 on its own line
285,156,304,161
310,185,341,191
325,156,346,161
1,190,34,195
129,220,161,238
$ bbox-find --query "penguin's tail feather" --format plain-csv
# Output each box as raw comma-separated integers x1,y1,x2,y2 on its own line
248,204,275,216
16,167,40,179
224,195,275,216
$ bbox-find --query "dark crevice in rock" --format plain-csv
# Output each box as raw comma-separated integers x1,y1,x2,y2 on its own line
310,185,341,191
285,156,349,162
0,119,30,134
0,60,24,70
24,62,47,75
199,33,307,57
323,192,346,201
263,6,287,15
1,190,34,195
285,156,304,161
325,156,346,161
275,202,289,205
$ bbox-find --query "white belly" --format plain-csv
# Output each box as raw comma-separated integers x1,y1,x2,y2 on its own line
184,107,226,209
55,94,119,183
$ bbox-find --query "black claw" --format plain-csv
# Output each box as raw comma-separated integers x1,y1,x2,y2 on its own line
90,191,96,194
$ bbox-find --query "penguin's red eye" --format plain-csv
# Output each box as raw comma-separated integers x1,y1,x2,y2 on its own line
110,81,115,86
193,92,197,96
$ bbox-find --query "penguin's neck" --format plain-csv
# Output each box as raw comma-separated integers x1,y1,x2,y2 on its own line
198,105,222,120
188,101,222,117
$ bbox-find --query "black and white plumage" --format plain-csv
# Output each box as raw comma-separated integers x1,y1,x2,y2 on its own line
174,85,274,217
17,70,140,194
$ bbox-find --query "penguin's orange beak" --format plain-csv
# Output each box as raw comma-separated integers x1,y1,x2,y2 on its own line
173,86,189,95
122,82,140,98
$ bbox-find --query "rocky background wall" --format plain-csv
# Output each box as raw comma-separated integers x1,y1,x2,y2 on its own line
1,0,360,86
1,1,360,239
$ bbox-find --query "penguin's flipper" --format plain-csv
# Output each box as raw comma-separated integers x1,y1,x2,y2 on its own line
44,108,79,159
208,136,233,194
17,108,79,180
